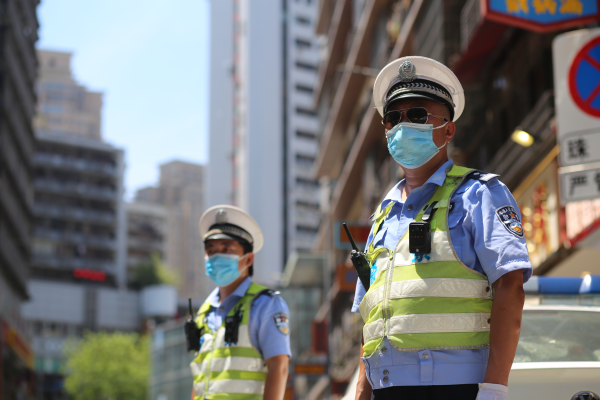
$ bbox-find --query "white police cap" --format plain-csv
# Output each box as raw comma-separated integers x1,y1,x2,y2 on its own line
199,205,264,253
373,56,465,122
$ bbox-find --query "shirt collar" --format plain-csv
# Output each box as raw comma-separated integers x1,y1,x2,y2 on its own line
208,276,253,307
385,160,455,202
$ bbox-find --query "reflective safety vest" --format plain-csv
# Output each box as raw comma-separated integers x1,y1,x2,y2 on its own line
360,166,493,357
190,282,270,400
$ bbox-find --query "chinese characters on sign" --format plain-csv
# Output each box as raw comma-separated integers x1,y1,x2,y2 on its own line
561,166,600,202
487,0,599,32
560,131,600,166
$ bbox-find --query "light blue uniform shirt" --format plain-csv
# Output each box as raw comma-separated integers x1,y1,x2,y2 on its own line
352,160,532,388
204,277,291,360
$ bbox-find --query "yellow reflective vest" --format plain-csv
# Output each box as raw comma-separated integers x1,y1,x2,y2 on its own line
360,166,493,357
190,282,270,400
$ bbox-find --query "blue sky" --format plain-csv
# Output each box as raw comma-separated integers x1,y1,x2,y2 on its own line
37,0,210,198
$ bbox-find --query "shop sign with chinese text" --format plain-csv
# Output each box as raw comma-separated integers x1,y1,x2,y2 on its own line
484,0,600,32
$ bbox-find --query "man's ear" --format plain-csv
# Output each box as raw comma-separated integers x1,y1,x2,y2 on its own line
245,252,254,267
445,121,456,142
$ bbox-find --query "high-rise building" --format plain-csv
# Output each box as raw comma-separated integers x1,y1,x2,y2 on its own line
23,50,137,400
126,202,168,288
0,0,39,397
135,160,210,300
207,0,321,284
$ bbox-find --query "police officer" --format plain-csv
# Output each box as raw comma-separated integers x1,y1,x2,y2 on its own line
353,57,531,400
190,205,290,400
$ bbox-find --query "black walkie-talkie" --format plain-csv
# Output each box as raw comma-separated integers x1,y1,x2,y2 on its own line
343,223,372,291
184,298,202,353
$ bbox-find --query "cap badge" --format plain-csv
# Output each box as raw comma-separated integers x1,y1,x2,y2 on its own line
215,209,228,224
398,61,416,82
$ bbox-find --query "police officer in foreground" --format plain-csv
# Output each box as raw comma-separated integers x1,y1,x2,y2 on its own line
189,205,290,400
352,57,531,400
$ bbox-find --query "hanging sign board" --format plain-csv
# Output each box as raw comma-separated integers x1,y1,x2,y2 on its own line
554,29,600,204
484,0,600,33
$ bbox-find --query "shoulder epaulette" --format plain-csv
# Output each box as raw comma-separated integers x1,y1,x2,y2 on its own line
468,171,500,182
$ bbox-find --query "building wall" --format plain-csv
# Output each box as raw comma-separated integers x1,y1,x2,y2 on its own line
207,0,234,208
208,0,322,285
126,202,168,287
135,161,212,300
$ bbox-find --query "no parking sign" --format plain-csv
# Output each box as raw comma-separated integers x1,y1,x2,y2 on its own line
554,29,600,203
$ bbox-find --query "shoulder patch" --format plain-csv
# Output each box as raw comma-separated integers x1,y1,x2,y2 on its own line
496,206,524,238
272,312,290,336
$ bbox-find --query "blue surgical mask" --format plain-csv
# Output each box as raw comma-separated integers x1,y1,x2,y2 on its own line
205,253,248,287
386,122,448,169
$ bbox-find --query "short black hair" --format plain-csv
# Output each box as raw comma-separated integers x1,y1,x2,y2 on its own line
241,241,254,277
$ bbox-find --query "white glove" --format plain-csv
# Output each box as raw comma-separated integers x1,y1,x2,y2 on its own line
475,383,508,400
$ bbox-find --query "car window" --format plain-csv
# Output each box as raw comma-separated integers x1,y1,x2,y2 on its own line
515,310,600,363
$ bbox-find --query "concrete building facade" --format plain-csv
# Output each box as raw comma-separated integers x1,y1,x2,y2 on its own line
0,0,39,398
126,202,168,288
23,50,136,400
207,0,322,284
135,160,211,300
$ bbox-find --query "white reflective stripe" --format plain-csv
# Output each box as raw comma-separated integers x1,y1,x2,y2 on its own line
190,361,202,376
359,286,384,322
208,379,265,395
213,325,253,349
194,381,205,396
388,313,491,335
389,278,491,300
205,356,266,373
394,231,455,266
199,333,214,353
362,319,385,344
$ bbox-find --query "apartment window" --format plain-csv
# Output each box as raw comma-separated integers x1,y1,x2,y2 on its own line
296,107,318,117
296,177,319,189
296,225,318,234
295,15,311,25
295,61,318,71
296,200,319,210
295,84,314,95
296,130,317,140
295,38,312,49
296,154,315,167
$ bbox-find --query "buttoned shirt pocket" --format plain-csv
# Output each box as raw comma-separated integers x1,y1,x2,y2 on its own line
447,202,465,258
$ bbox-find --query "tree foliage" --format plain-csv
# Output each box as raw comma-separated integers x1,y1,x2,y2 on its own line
63,332,150,400
131,253,180,289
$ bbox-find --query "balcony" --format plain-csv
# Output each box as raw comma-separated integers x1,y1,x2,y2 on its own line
34,179,117,201
31,255,116,272
34,153,117,176
33,203,115,225
127,236,164,252
34,228,116,250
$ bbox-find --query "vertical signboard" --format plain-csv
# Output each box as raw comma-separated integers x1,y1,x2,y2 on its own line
553,28,600,203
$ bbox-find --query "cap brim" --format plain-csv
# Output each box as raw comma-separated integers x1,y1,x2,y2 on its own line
385,92,445,110
204,233,242,242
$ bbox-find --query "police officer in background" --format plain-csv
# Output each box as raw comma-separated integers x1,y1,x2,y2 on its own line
190,205,290,400
353,57,531,400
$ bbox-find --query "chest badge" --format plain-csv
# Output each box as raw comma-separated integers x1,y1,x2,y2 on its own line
273,312,290,336
496,206,524,238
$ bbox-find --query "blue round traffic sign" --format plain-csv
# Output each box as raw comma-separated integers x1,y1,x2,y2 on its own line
569,36,600,118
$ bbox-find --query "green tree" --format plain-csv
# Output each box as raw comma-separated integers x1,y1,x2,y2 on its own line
63,332,150,400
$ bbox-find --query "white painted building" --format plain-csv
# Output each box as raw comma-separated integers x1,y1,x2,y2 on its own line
206,0,321,284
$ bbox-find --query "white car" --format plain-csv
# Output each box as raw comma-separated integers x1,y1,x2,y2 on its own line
509,305,600,400
342,284,600,400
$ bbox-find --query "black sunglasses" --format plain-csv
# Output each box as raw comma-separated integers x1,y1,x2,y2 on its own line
382,107,448,130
